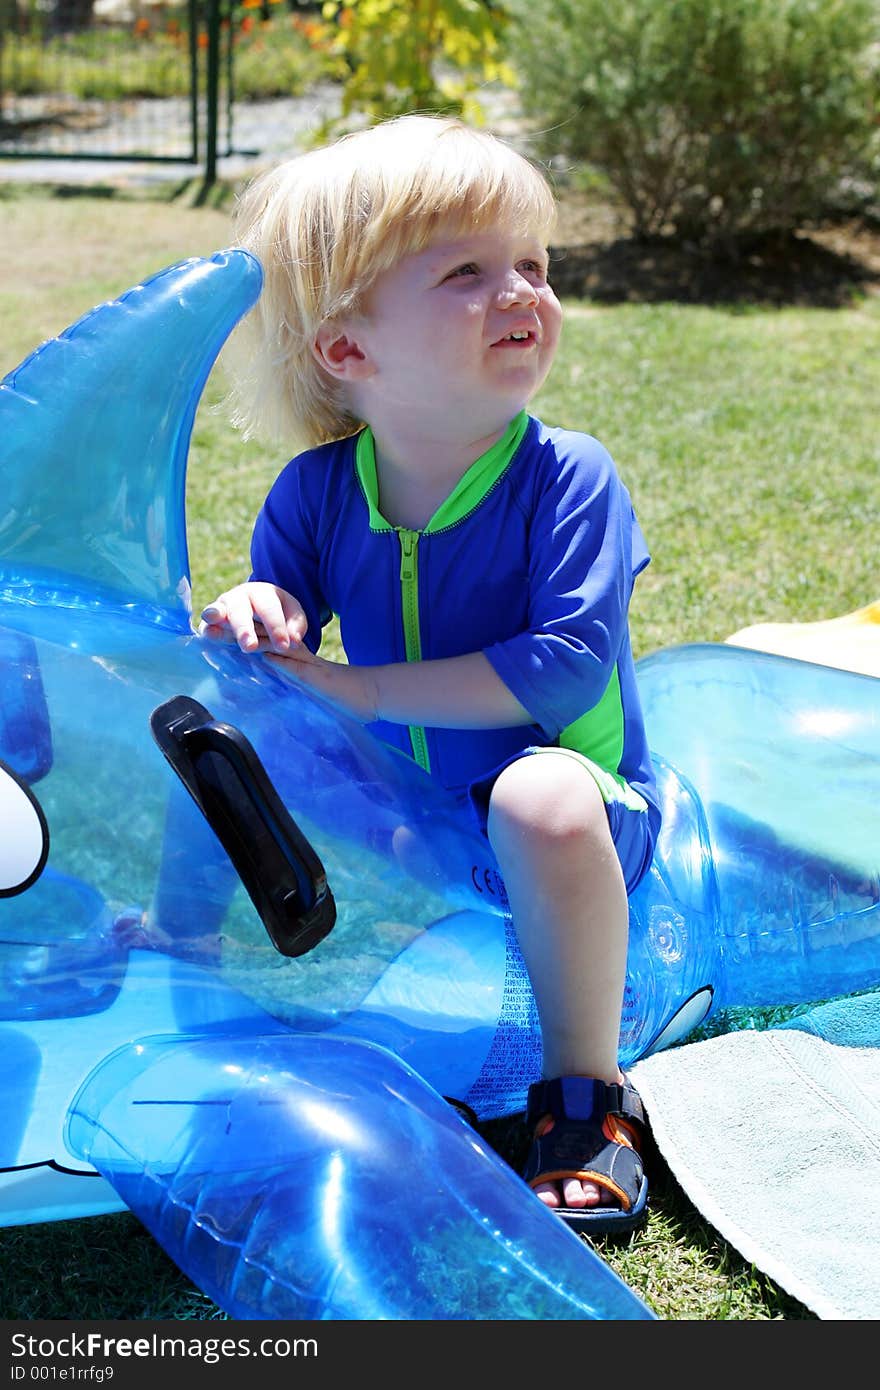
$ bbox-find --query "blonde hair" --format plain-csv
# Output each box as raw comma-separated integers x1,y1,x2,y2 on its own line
226,114,558,451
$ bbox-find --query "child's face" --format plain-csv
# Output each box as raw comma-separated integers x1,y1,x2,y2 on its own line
350,222,562,440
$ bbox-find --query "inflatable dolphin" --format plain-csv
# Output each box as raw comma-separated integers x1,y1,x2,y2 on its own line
1,251,878,1320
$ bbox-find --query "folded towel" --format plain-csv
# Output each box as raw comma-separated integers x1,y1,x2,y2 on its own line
630,992,880,1320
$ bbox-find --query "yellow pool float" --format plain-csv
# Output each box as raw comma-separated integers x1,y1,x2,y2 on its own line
726,601,880,678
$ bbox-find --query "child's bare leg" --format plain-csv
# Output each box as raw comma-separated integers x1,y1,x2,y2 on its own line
486,752,630,1212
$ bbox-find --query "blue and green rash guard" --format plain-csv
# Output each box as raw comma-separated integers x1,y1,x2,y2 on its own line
250,410,662,867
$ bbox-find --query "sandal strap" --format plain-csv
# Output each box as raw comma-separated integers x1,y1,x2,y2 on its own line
525,1075,645,1133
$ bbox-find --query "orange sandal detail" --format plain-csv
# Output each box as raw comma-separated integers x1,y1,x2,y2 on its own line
523,1076,649,1235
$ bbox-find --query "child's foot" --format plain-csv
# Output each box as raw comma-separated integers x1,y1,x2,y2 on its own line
522,1075,649,1235
111,906,154,951
111,907,221,964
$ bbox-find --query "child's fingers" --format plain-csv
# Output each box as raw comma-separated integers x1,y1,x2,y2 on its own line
198,620,236,643
198,585,307,654
247,588,309,651
250,592,298,652
198,599,232,641
199,601,227,625
227,588,292,653
201,589,262,651
276,590,309,645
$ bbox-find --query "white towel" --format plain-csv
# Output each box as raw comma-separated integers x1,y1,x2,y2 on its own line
629,992,880,1320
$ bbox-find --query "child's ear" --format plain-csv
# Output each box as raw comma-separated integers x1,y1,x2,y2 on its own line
312,322,375,380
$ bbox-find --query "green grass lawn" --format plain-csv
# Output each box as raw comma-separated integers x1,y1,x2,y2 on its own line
1,183,878,1322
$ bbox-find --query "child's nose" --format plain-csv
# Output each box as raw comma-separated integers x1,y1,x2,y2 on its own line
496,271,539,306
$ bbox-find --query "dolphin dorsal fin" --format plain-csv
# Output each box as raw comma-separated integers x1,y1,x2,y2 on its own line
0,249,263,628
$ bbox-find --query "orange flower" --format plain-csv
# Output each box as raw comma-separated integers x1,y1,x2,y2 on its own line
240,14,253,31
133,16,150,35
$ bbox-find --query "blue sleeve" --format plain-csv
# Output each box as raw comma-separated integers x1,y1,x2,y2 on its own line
483,434,649,737
249,458,332,655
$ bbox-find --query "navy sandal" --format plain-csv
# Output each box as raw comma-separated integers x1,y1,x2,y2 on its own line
523,1075,649,1235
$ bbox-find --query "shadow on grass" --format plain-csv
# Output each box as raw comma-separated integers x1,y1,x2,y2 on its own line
0,1211,225,1320
549,224,880,308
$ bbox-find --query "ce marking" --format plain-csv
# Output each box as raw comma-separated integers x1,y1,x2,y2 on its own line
471,864,498,896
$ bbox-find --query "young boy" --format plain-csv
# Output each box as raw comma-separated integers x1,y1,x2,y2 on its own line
200,114,661,1235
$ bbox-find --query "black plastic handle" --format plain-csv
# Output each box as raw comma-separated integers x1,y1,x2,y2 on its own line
150,695,336,957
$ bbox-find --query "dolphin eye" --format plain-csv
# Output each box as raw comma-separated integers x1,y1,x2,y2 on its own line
0,761,49,898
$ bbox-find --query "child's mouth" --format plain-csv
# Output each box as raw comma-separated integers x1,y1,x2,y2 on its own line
495,330,534,346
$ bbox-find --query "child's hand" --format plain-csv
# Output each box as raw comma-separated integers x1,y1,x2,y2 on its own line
198,582,307,654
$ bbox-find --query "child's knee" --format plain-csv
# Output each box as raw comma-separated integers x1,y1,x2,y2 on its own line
487,752,608,851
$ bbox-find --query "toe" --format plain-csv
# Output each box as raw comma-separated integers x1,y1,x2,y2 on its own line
561,1176,593,1209
558,1177,619,1210
577,1178,611,1209
533,1180,561,1209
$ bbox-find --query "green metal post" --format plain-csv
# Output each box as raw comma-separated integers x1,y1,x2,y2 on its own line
224,0,233,158
188,0,199,164
204,0,220,186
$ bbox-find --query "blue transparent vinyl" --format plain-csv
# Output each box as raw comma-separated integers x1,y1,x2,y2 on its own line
1,251,877,1318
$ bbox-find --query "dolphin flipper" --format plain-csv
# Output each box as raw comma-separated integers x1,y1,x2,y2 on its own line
66,1031,656,1320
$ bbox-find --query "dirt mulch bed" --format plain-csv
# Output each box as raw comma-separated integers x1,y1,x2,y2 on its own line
548,191,880,307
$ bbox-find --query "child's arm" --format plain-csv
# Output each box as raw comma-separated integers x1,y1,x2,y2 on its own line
199,582,533,729
267,644,532,729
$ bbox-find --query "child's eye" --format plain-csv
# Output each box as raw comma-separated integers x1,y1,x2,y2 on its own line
446,263,478,278
520,259,547,279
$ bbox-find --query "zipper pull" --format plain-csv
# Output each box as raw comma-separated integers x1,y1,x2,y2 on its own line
398,528,417,582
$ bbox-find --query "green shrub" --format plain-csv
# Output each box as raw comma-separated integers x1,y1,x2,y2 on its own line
0,19,325,104
232,24,327,101
318,0,515,126
509,0,880,247
2,33,191,100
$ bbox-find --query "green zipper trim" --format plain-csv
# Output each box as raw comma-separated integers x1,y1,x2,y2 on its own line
398,527,430,769
353,415,530,773
354,411,529,533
